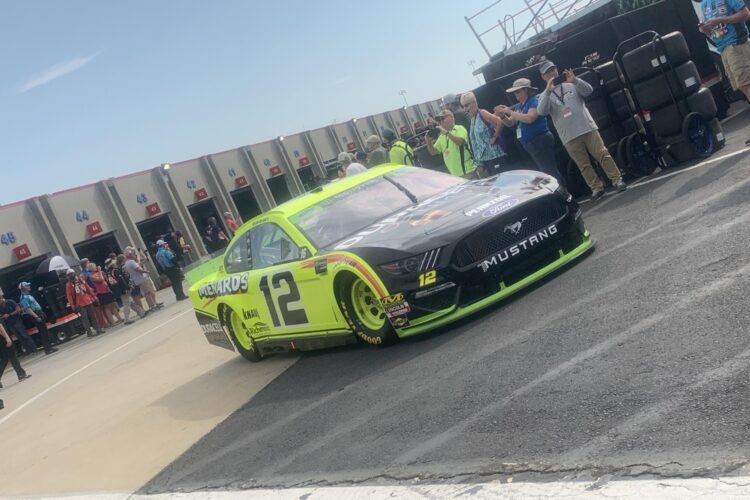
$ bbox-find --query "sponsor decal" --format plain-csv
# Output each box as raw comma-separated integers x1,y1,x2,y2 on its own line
248,322,271,335
242,308,259,320
411,209,449,226
482,199,519,218
465,196,512,217
504,217,528,236
381,293,411,318
195,312,234,351
478,224,558,272
414,281,456,299
198,273,250,299
314,259,328,275
391,316,410,328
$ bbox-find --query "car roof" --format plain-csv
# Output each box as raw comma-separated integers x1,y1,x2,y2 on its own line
257,163,405,221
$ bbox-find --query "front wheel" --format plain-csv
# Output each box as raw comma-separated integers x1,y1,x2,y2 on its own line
337,273,398,347
222,306,263,362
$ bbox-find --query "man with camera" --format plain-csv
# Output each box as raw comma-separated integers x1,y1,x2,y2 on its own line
442,93,472,132
537,60,626,201
425,109,476,177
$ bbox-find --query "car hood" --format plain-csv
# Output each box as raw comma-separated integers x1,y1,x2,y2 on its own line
330,170,562,257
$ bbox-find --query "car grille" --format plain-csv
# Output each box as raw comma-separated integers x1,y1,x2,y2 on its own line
452,197,566,267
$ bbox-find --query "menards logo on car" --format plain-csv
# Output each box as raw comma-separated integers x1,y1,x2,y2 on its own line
198,274,250,299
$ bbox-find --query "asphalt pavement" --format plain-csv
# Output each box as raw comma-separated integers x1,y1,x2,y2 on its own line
142,107,750,494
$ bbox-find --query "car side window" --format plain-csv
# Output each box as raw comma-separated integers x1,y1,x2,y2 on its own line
249,223,302,270
224,231,252,273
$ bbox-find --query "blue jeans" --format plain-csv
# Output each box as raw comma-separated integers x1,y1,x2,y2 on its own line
523,132,563,183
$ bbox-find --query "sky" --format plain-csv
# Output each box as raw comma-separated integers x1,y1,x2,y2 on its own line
0,0,520,204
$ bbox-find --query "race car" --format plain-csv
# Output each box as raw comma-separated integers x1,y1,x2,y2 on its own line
189,165,594,361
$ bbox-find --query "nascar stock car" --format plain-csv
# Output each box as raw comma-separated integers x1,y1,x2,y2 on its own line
189,165,594,361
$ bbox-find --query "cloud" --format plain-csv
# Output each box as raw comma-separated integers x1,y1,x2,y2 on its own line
18,51,102,93
332,75,353,85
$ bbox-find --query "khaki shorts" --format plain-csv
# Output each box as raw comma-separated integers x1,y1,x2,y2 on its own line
722,41,750,90
139,277,156,294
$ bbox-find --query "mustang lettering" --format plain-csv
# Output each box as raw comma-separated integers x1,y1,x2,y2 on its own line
478,224,559,272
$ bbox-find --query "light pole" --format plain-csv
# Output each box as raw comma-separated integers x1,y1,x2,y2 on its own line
467,60,482,85
398,90,409,107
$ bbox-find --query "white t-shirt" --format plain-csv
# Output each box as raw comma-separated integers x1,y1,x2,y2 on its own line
346,163,367,176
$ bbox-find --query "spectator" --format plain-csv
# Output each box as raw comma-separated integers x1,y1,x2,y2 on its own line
383,129,415,166
18,282,57,355
0,295,37,355
115,254,147,323
124,248,162,312
337,152,367,177
497,78,563,182
155,240,188,301
90,263,123,326
79,258,94,288
0,322,31,389
175,231,192,266
460,91,510,176
424,109,477,178
224,212,239,236
699,0,750,144
537,60,626,201
205,217,229,253
442,93,472,132
65,269,103,337
364,135,389,167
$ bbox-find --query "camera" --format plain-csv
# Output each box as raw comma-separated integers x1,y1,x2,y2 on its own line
553,74,566,86
426,125,441,139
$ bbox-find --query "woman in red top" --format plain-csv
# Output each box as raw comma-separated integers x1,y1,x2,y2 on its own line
65,269,104,337
89,263,123,326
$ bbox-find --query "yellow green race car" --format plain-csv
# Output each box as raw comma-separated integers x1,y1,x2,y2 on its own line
189,165,594,362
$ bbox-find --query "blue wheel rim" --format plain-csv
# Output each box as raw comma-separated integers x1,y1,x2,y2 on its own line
687,116,714,156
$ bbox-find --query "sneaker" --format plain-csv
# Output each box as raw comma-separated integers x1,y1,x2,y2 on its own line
124,320,135,325
44,347,59,355
590,190,605,202
0,400,4,410
18,374,31,382
745,138,750,146
614,179,627,192
87,332,97,338
155,302,165,309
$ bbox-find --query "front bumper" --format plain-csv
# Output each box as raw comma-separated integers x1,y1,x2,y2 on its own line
395,230,594,337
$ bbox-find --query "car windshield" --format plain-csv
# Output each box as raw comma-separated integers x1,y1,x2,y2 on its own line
290,167,464,248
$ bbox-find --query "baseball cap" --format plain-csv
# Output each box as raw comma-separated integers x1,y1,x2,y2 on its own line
365,135,380,144
433,109,453,121
506,78,537,93
156,239,166,246
382,128,397,141
442,93,459,105
18,281,31,289
337,152,352,163
539,60,557,75
66,269,76,275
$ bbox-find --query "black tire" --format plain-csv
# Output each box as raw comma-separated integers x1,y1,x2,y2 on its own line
709,117,726,148
682,113,715,158
595,61,623,93
599,124,625,149
610,89,635,119
616,136,629,169
337,273,398,347
648,102,686,137
687,87,718,120
56,326,70,343
621,31,690,83
632,61,701,111
578,70,605,101
221,306,263,362
626,133,659,176
586,98,612,129
622,116,639,135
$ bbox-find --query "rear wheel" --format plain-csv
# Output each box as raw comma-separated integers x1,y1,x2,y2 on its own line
222,306,262,362
337,273,398,347
682,113,714,158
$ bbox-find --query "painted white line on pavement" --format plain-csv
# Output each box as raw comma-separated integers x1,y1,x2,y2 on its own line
25,476,750,499
578,146,750,205
0,308,193,427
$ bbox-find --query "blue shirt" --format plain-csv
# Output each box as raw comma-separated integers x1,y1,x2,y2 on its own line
19,292,42,313
513,95,550,145
702,0,748,52
156,247,177,269
469,112,506,162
